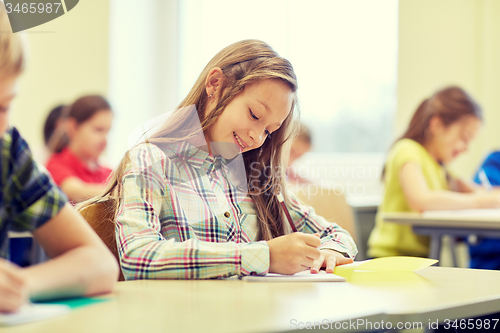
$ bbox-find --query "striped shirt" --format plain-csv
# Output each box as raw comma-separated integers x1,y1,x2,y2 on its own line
0,127,67,259
116,141,357,280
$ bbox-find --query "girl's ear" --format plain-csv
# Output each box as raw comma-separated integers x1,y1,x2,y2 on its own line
428,115,445,136
66,118,78,138
205,67,225,98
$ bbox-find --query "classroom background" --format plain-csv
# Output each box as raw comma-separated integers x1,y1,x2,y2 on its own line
9,0,500,266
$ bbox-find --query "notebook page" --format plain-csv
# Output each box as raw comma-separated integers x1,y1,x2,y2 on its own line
241,270,346,282
0,303,71,326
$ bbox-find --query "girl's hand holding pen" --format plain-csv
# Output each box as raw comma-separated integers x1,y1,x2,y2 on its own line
0,259,29,313
267,233,321,275
474,192,500,208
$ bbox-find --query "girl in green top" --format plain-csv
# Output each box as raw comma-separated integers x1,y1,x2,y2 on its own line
368,86,500,258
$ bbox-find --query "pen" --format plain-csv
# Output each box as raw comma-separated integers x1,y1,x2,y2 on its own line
276,192,297,232
478,169,492,191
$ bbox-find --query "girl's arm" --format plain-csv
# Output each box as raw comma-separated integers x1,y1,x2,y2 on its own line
23,204,119,300
60,177,108,203
400,162,500,212
449,177,482,193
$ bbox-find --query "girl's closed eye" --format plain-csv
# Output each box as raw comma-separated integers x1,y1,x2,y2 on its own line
249,109,271,138
249,109,259,120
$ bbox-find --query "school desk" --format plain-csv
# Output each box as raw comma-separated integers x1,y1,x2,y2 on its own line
2,267,500,333
382,212,500,264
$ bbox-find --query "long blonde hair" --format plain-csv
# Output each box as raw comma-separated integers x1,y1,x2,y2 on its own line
80,40,299,241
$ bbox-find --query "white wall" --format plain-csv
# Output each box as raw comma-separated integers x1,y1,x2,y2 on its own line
107,0,179,166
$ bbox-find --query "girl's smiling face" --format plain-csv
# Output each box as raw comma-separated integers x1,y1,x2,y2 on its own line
429,114,482,164
205,78,294,157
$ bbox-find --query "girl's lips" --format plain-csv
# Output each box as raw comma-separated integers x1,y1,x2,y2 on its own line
233,132,247,149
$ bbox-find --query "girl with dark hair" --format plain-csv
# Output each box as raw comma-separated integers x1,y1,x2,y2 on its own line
368,86,500,258
46,95,113,203
32,104,66,164
43,104,65,148
79,40,357,280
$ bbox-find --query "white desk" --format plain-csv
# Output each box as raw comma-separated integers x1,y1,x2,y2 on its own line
3,267,500,333
382,212,500,263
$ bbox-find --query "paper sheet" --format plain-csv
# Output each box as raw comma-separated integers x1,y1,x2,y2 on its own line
242,270,346,282
334,256,438,281
0,303,70,326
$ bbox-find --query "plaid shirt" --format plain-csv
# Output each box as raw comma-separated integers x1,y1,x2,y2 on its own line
117,141,357,280
0,127,67,259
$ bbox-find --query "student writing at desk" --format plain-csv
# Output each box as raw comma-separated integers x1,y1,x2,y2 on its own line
0,4,118,313
80,40,357,280
368,86,500,258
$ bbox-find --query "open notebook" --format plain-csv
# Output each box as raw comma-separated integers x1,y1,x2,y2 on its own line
0,303,70,326
241,270,346,282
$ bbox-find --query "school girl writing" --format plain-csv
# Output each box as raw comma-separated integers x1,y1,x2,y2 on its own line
81,40,357,280
0,4,117,312
368,86,500,258
46,95,113,203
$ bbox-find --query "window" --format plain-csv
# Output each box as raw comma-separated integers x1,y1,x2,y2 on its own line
178,0,398,153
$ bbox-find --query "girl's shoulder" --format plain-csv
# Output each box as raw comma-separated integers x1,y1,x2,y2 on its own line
391,138,425,154
126,141,198,173
386,138,434,171
126,143,171,171
388,139,429,161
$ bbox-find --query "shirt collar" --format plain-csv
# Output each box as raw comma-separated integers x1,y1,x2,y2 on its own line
164,140,225,172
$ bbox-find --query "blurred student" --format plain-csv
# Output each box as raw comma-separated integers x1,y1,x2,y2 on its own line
46,96,113,203
469,153,500,269
368,86,500,258
287,121,312,185
0,4,117,313
32,104,65,164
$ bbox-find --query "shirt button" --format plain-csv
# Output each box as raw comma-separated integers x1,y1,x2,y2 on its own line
224,212,230,218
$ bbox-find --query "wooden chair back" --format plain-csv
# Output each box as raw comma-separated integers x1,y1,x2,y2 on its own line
79,198,124,281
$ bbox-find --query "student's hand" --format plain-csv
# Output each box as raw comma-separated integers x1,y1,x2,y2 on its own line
267,232,321,275
474,192,500,208
0,259,29,313
310,250,353,274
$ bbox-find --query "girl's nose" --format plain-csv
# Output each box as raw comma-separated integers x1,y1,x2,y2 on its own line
249,129,266,147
